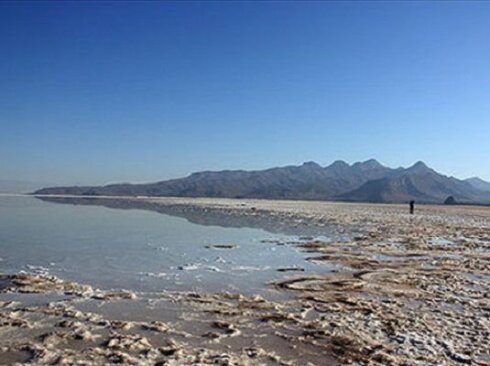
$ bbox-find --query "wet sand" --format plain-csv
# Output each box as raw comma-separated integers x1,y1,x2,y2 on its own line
1,197,489,365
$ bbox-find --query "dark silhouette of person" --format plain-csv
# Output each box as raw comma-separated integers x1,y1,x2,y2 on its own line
409,200,415,214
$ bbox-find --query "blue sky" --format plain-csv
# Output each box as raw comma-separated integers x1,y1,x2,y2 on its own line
1,1,489,185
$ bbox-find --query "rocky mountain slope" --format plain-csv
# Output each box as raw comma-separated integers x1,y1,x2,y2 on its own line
465,177,490,192
34,160,490,204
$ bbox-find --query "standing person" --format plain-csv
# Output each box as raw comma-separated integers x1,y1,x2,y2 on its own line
409,200,415,214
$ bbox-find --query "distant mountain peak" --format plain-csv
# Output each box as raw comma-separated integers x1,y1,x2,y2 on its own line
352,159,384,171
301,161,322,168
327,160,350,169
465,176,490,192
467,176,487,183
406,161,432,173
413,161,427,167
363,158,383,167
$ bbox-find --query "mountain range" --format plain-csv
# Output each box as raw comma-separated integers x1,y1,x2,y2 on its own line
33,160,490,204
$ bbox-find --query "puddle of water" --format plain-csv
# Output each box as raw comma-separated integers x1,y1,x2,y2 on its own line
0,196,342,297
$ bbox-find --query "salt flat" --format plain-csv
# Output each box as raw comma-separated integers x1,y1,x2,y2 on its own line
1,196,489,365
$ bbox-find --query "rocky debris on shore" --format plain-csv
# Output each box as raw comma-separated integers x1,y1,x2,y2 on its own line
0,273,93,297
0,293,296,365
142,320,169,333
0,274,303,365
0,273,137,301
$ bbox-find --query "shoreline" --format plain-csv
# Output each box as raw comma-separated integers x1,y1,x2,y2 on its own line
2,192,489,209
1,197,489,365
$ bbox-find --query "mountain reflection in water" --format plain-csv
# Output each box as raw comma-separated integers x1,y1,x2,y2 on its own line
36,196,352,239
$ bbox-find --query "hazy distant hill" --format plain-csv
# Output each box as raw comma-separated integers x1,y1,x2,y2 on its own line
34,160,490,204
465,177,490,192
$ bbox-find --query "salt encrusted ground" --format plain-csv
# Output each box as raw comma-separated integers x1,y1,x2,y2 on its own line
1,197,489,365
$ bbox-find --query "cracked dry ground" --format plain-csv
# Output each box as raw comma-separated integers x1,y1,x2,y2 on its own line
1,201,489,365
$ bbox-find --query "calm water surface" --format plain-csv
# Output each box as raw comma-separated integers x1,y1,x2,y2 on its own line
0,196,337,295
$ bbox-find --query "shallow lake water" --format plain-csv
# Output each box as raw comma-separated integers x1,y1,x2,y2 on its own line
0,196,342,296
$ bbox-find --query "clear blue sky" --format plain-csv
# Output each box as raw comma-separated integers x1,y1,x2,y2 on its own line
1,1,489,185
